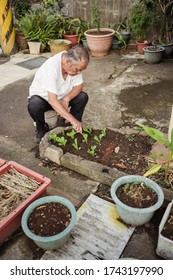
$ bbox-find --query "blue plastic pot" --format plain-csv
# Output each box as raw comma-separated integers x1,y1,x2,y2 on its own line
110,175,164,226
21,196,76,250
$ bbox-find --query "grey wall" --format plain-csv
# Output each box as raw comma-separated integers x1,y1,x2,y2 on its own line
72,0,137,27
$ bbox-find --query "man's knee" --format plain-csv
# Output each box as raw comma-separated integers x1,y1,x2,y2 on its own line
80,91,89,104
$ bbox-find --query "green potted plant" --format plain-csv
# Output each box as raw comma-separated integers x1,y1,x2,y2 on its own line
110,175,164,226
84,2,115,57
16,9,61,54
128,0,153,54
150,0,173,57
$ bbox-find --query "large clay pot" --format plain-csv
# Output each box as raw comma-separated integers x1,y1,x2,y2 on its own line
84,28,115,57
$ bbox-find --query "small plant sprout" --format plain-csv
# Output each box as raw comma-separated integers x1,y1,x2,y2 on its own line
49,133,67,146
101,128,107,136
72,138,79,150
83,127,93,134
66,129,76,139
87,145,97,157
82,133,88,143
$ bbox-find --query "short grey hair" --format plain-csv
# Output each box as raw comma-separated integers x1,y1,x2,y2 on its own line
65,44,90,64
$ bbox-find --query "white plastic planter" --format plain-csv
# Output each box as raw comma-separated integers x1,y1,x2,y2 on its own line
21,196,76,250
156,200,173,259
110,175,164,226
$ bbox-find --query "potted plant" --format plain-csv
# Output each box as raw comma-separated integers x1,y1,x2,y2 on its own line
150,0,173,58
156,199,173,259
48,39,72,55
128,0,153,54
12,0,32,50
21,195,77,250
143,45,165,64
110,175,164,226
16,9,61,54
84,2,115,57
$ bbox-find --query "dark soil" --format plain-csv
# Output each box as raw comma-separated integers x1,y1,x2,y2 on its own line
86,30,113,36
49,128,172,190
161,206,173,241
49,128,152,175
116,182,158,208
28,202,71,237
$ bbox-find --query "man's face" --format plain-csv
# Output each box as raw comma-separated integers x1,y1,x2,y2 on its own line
66,59,88,76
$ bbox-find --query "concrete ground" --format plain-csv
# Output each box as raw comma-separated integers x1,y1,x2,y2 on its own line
0,47,173,260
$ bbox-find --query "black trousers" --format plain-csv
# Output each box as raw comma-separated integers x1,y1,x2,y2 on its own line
27,91,88,135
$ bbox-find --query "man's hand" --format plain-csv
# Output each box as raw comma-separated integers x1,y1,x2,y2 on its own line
71,119,82,134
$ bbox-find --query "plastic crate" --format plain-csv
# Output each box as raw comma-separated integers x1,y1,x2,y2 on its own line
0,161,51,245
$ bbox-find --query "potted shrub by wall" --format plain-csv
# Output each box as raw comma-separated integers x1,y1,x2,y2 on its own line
16,9,61,54
110,175,164,226
156,200,173,259
150,0,173,58
143,45,165,64
128,1,153,54
21,195,76,250
84,3,115,57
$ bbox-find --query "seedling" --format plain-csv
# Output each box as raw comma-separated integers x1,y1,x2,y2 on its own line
83,127,93,134
49,133,67,146
87,145,97,156
101,128,107,136
125,134,135,142
66,129,76,139
72,138,79,150
94,127,107,144
82,133,88,143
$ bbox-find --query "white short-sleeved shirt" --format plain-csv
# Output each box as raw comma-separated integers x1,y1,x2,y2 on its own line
29,51,83,101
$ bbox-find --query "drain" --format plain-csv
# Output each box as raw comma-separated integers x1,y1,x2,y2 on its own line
102,168,109,174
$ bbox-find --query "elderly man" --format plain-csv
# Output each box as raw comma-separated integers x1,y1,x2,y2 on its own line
28,45,90,143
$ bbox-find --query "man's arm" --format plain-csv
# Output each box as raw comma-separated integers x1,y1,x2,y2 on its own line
48,84,83,133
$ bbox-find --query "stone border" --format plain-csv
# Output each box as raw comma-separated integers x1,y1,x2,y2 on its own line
39,127,173,202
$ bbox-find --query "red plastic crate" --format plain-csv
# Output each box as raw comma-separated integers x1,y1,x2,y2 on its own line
0,161,51,245
0,158,6,167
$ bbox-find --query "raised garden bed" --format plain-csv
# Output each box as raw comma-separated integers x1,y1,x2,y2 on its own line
39,127,173,201
0,161,51,245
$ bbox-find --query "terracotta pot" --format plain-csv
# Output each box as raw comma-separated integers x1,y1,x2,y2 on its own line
84,28,115,57
63,33,80,47
136,40,150,55
15,32,28,50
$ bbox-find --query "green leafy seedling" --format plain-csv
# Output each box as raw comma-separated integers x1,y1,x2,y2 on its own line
87,145,97,157
66,129,76,139
101,128,106,136
49,133,67,146
83,127,93,134
82,133,88,143
72,138,79,150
